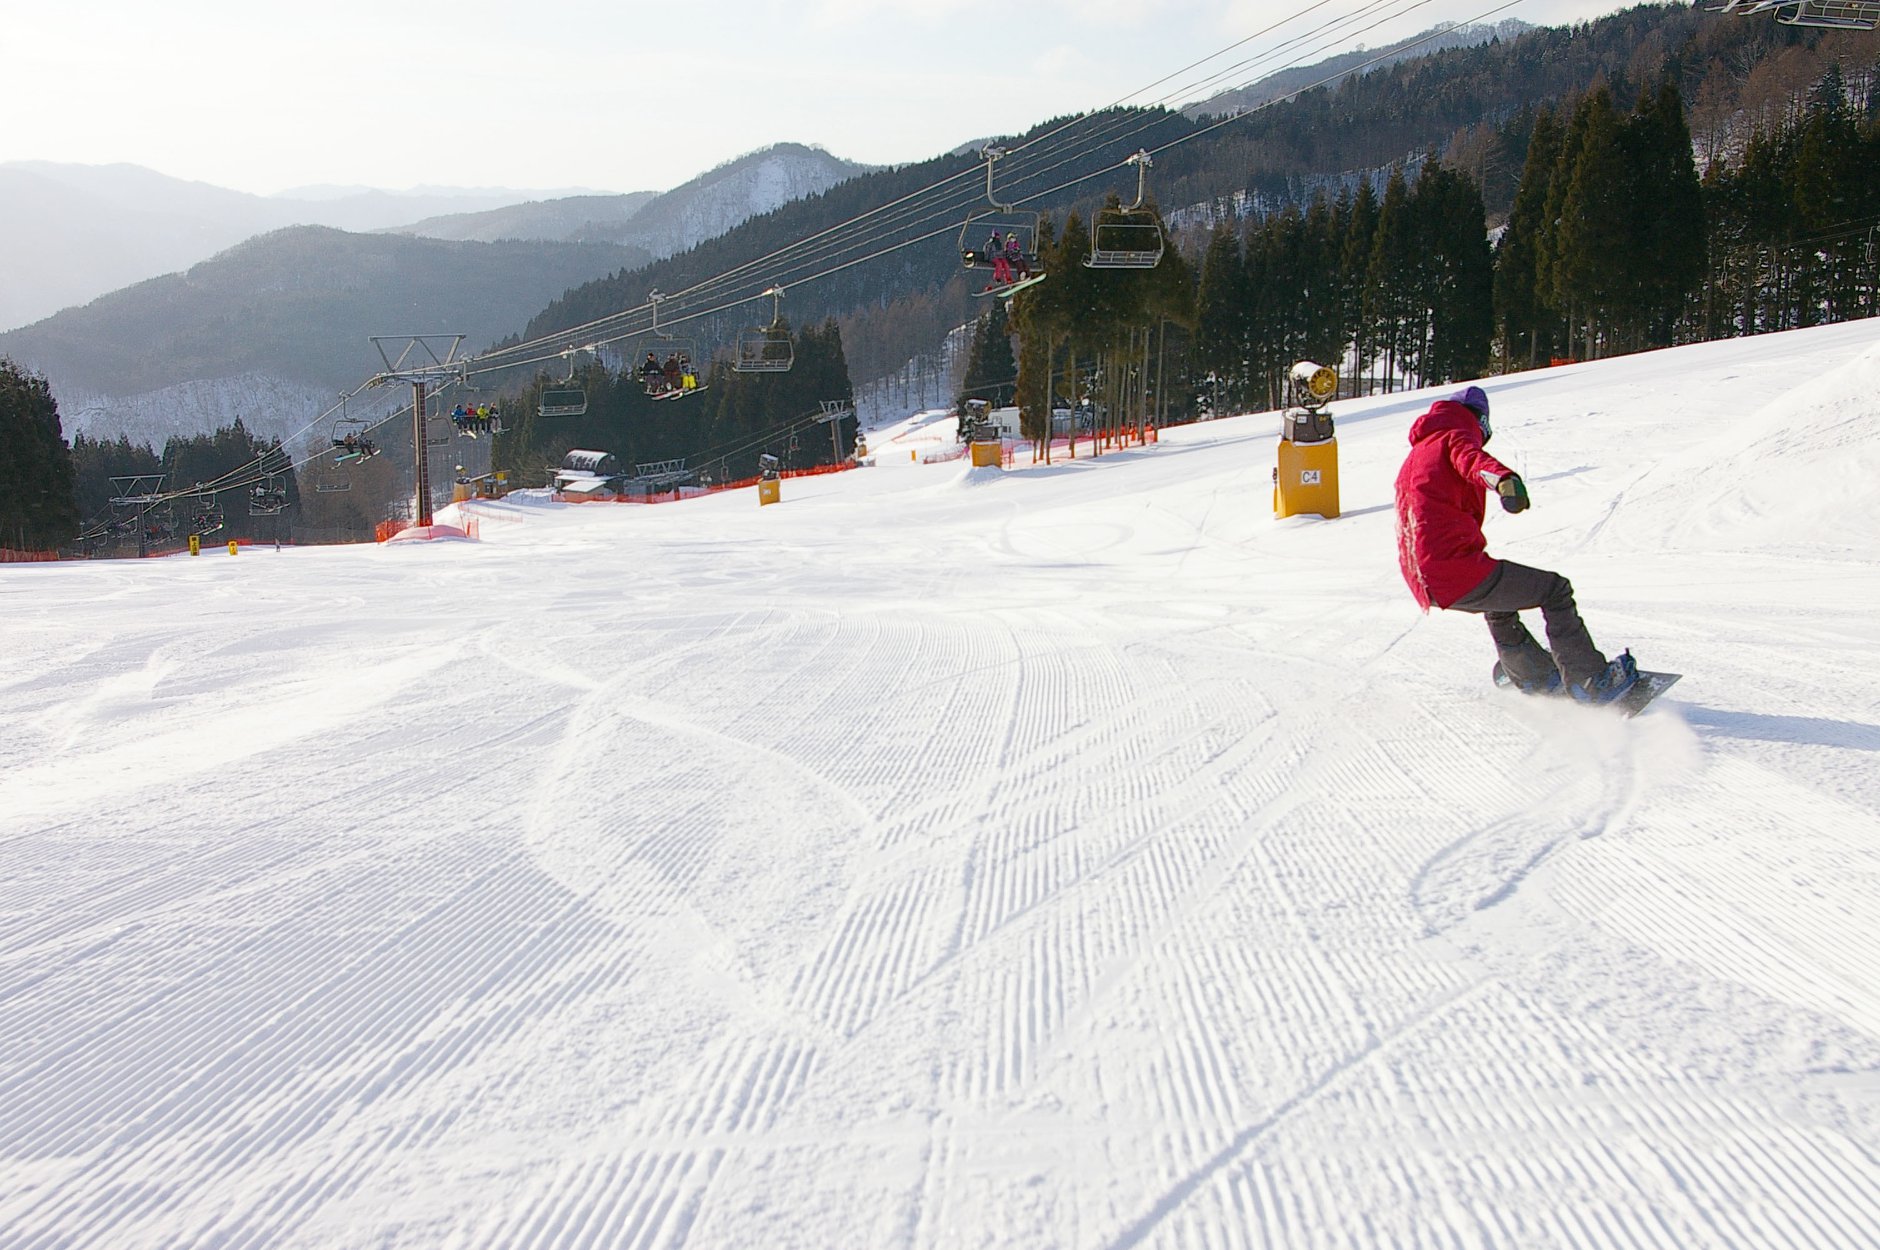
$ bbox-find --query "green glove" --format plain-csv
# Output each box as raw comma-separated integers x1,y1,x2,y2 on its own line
1497,473,1529,513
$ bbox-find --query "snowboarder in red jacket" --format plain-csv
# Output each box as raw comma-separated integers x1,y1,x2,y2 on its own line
1395,386,1636,700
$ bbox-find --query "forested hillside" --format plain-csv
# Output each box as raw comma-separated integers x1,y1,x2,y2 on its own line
12,4,1880,540
482,5,1875,486
509,4,1876,379
0,228,641,399
495,320,858,486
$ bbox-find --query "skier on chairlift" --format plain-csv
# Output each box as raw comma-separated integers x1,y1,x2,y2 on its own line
1004,232,1030,282
987,229,1013,286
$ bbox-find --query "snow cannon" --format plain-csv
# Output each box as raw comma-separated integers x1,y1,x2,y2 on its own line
758,453,781,506
1274,360,1339,519
1290,361,1338,409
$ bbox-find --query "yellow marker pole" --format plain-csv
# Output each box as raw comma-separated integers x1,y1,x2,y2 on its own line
228,540,239,556
188,534,201,557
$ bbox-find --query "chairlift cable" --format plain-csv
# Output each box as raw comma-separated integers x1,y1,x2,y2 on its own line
157,0,1517,512
466,0,1386,372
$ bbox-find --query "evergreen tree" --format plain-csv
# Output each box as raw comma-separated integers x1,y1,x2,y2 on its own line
1194,224,1248,411
959,300,1017,408
1553,86,1630,358
1792,65,1869,322
1494,106,1565,367
1299,193,1346,371
1366,166,1419,390
0,359,79,551
1340,178,1380,393
1624,77,1708,348
1414,161,1495,385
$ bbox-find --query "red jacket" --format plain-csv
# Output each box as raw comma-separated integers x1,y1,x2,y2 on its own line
1394,400,1515,610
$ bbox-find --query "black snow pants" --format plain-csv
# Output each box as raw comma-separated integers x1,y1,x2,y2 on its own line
1448,560,1608,689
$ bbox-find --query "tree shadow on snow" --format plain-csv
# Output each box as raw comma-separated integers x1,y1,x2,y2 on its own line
1678,705,1880,753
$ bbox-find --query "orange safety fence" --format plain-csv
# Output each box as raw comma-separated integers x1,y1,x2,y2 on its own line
0,547,59,563
1032,425,1160,460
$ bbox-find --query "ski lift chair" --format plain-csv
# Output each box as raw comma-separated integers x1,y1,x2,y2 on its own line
1712,1,1877,28
640,292,704,397
331,414,378,461
958,146,1045,279
538,346,591,417
1086,151,1165,270
734,286,794,374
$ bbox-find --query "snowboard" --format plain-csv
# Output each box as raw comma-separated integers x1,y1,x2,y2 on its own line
972,273,1048,300
1492,662,1681,719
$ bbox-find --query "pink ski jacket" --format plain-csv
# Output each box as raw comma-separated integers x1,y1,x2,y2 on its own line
1394,399,1515,610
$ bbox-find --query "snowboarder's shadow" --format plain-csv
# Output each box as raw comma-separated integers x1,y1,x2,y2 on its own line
1676,705,1880,753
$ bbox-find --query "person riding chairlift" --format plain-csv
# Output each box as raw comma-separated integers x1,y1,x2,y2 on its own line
987,229,1013,286
1004,233,1030,282
640,351,666,393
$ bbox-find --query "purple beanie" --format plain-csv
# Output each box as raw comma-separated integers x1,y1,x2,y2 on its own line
1449,385,1489,417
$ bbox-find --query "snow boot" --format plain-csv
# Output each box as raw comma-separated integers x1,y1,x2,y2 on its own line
1569,650,1641,705
1494,637,1563,695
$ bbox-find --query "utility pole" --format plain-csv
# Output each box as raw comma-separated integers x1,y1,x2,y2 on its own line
368,335,465,529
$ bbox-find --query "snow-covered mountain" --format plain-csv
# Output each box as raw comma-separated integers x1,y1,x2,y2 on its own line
385,144,872,259
4,319,1878,1247
0,161,606,332
0,146,871,449
1184,18,1533,117
586,144,872,260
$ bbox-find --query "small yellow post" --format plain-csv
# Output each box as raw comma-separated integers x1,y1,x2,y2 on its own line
188,534,201,557
227,540,239,556
911,449,918,462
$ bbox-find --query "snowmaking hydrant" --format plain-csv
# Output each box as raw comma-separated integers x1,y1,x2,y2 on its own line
1273,360,1340,520
758,453,781,506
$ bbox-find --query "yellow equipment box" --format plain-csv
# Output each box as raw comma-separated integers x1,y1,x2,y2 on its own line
1274,436,1339,519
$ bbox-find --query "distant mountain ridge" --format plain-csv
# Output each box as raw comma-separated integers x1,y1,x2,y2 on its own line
1185,19,1533,117
383,192,663,246
0,145,875,446
0,228,642,444
0,162,616,332
383,145,872,257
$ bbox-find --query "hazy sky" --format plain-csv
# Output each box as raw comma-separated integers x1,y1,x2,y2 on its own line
7,0,1651,197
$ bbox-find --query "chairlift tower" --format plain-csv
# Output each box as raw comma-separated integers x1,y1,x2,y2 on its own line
109,473,167,558
815,399,854,464
367,334,466,529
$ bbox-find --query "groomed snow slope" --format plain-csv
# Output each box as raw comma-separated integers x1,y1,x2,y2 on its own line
3,319,1879,1249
